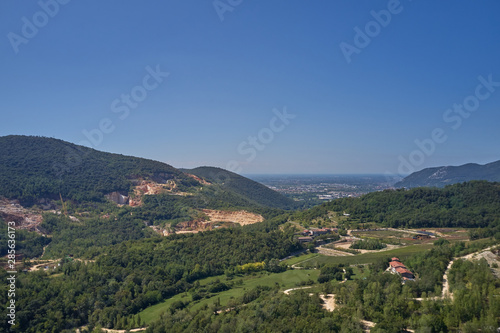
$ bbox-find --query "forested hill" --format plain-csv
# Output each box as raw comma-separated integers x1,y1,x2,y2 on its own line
184,166,298,210
295,181,500,230
0,136,295,211
395,160,500,188
0,135,193,204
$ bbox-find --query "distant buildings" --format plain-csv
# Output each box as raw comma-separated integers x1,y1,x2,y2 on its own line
301,228,335,237
388,257,415,282
298,237,313,243
297,228,338,243
412,234,431,240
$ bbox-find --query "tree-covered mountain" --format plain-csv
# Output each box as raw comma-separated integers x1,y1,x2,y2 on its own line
395,160,500,188
0,135,190,204
0,135,294,211
183,166,298,210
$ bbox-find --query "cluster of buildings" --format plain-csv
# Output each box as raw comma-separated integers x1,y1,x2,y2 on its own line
297,228,338,243
388,257,415,282
301,228,337,237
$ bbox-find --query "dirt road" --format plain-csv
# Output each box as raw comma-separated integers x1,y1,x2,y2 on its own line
283,286,313,295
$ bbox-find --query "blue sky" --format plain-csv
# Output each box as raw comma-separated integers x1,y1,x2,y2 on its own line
1,1,499,175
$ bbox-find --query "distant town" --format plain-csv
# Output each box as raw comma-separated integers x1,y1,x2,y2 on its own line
248,174,401,207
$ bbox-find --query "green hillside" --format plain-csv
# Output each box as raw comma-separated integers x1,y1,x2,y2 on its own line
0,136,294,211
184,166,298,210
0,135,190,204
395,160,500,188
295,181,500,231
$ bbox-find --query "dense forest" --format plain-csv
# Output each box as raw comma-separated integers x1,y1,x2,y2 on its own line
1,136,500,332
0,136,294,211
0,215,302,332
295,181,500,232
0,136,187,205
0,217,50,258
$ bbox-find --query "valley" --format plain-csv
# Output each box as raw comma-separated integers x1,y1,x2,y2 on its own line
1,137,500,332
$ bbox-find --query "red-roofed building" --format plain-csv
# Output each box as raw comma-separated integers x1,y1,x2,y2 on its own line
388,259,415,281
389,261,405,270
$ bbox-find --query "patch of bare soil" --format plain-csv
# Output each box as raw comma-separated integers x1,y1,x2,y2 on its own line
174,218,213,234
319,294,336,312
167,210,265,235
0,198,43,233
106,179,194,207
201,209,264,225
185,173,211,185
317,246,355,257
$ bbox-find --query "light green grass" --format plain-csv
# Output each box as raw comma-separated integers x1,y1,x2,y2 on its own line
139,269,320,324
282,252,319,266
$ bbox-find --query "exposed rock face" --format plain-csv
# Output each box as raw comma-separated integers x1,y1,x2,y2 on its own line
0,198,43,232
153,210,265,236
105,192,129,205
185,173,211,185
201,209,264,225
175,218,212,232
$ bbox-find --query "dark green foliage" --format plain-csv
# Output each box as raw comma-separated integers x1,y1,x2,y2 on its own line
438,257,500,330
0,135,188,205
132,194,197,226
0,217,50,258
2,219,300,332
0,136,295,215
146,288,349,333
185,167,298,210
350,239,386,250
318,264,345,283
434,238,450,246
39,213,156,258
304,181,500,229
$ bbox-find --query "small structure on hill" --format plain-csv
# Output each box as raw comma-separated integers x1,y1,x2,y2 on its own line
388,257,415,282
302,228,333,237
412,234,431,240
298,236,313,243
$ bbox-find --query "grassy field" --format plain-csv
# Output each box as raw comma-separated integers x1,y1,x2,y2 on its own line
352,230,413,239
139,269,320,324
281,252,320,266
300,243,435,267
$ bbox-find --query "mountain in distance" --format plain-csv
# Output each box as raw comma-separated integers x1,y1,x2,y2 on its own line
0,135,294,210
395,160,500,188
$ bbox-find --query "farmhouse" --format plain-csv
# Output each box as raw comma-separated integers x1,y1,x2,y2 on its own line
388,257,415,281
298,236,313,243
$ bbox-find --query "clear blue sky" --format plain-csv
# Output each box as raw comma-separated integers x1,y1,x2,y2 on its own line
1,1,499,175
